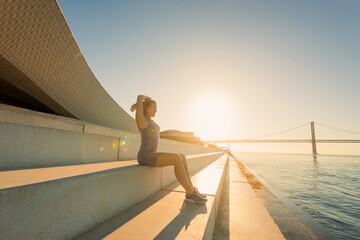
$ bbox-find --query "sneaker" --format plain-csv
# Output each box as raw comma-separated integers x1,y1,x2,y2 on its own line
194,186,207,198
185,189,208,204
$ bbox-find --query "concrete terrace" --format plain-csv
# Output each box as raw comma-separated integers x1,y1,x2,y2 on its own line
1,146,324,239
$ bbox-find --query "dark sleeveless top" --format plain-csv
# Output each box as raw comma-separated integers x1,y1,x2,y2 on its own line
137,119,160,153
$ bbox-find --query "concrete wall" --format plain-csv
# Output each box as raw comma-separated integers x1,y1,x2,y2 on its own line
0,104,220,170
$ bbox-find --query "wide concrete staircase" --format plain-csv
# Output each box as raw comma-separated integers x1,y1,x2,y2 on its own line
0,151,227,239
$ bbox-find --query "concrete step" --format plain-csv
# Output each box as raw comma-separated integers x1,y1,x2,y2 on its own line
0,151,224,240
213,158,285,240
0,104,220,171
73,154,229,240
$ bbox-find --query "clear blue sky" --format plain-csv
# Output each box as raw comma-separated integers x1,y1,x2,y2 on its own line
57,0,360,146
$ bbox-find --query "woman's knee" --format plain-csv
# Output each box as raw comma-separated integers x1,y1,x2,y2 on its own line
178,153,186,160
174,154,183,165
178,153,188,166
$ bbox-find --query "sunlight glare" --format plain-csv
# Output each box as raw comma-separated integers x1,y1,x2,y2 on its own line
187,93,235,140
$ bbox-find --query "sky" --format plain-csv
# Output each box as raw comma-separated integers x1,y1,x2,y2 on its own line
57,0,360,153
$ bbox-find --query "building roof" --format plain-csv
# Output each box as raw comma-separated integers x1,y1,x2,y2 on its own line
0,0,138,133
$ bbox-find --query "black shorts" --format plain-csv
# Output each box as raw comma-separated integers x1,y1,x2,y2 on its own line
137,151,158,167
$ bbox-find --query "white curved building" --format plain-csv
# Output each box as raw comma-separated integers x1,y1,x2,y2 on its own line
0,0,138,133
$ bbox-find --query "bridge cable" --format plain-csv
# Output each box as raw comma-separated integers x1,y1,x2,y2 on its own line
246,122,310,140
314,122,360,136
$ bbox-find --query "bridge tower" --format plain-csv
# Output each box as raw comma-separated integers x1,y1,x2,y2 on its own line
311,121,317,154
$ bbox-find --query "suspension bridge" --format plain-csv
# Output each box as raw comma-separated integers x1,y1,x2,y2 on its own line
203,121,360,154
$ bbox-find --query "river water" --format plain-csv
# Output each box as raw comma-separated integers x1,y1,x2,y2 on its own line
232,152,360,240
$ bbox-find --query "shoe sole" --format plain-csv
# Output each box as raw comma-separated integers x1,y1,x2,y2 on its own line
185,198,207,204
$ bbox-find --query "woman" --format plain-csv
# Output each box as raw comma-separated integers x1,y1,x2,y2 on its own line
130,95,207,204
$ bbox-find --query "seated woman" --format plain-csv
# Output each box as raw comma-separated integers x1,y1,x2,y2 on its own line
131,95,207,204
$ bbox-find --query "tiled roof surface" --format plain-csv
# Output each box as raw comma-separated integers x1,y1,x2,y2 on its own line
0,0,138,133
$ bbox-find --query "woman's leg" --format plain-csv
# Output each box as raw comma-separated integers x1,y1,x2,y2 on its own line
155,152,194,195
178,153,194,189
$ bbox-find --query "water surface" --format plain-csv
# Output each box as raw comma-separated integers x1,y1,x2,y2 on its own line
233,152,360,240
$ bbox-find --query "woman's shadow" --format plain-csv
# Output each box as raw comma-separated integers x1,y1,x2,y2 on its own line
154,200,209,239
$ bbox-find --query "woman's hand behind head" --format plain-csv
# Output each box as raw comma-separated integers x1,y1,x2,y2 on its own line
130,104,137,112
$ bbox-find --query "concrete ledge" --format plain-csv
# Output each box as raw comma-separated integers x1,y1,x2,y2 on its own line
213,158,285,239
0,152,224,190
0,104,220,170
0,103,87,132
0,120,121,171
74,154,229,240
0,152,224,240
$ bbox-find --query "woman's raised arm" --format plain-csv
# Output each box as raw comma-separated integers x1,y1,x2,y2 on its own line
133,95,150,121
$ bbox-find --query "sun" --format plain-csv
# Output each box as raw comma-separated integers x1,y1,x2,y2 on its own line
186,93,234,141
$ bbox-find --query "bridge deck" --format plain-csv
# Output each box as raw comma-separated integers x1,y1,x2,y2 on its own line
205,139,360,143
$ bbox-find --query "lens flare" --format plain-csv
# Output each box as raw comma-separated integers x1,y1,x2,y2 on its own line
120,139,128,146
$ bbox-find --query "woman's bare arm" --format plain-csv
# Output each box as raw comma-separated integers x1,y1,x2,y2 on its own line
130,95,149,112
133,95,151,122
